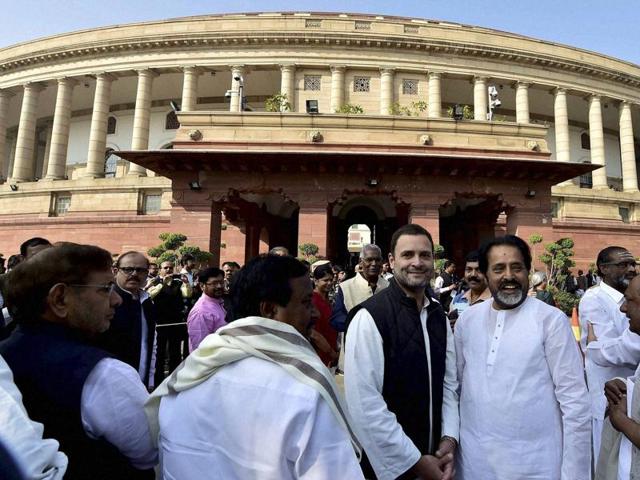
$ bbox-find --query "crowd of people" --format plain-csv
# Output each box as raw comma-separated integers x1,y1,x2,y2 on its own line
0,228,639,479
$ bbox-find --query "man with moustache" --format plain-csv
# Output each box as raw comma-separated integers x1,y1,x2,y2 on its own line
97,251,157,389
455,235,590,479
448,250,491,329
345,225,458,480
186,267,227,352
580,246,638,459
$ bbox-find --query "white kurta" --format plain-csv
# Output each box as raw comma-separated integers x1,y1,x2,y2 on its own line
579,282,637,458
158,356,364,480
455,297,591,480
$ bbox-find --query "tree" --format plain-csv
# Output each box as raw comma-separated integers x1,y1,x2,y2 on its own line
390,100,428,116
529,233,543,268
446,104,474,119
265,93,292,112
335,104,364,114
538,237,578,315
433,243,447,274
147,232,214,265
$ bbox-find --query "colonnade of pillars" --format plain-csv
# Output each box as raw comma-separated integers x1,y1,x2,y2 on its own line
0,64,638,191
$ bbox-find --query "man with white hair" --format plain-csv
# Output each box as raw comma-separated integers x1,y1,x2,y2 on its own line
330,244,389,333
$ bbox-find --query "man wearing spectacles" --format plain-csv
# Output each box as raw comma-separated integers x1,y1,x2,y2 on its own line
186,267,227,352
580,246,639,461
0,243,157,478
97,251,158,390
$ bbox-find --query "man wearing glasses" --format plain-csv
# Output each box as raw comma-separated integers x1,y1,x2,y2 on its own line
0,243,157,478
580,246,638,461
98,251,158,390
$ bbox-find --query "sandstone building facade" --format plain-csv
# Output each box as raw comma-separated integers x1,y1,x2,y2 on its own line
0,12,637,268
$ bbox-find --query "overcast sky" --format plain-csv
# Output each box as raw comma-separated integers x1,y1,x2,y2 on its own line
2,0,638,65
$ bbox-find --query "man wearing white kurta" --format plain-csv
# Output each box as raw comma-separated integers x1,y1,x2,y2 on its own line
580,246,639,459
455,235,591,479
147,255,364,480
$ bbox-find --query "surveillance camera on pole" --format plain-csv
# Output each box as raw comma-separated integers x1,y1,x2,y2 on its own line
487,85,501,121
234,75,245,112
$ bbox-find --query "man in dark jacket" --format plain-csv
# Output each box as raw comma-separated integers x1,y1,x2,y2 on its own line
344,224,458,480
97,251,157,389
0,243,157,479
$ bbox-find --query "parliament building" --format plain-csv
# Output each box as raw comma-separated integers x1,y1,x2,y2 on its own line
1,12,638,267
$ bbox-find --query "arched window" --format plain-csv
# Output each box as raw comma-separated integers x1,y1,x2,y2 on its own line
104,148,117,177
581,132,590,150
107,116,117,135
165,111,179,130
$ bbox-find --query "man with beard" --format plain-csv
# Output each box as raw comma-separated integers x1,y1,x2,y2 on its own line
344,224,458,480
580,246,638,459
186,267,227,352
455,235,590,479
448,251,491,329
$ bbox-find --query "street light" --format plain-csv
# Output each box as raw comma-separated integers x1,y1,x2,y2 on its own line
487,85,501,121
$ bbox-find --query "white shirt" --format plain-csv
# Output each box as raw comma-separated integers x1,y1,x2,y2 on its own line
81,358,158,469
344,298,459,480
580,282,637,420
158,356,364,479
0,355,68,479
455,297,591,480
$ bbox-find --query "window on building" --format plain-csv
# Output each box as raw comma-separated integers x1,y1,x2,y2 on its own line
107,116,117,135
402,79,418,95
353,77,370,92
305,19,321,28
51,193,71,217
355,21,371,30
404,24,419,33
551,202,559,218
140,192,162,215
165,111,179,130
104,149,117,177
304,75,321,91
620,206,631,224
581,132,590,150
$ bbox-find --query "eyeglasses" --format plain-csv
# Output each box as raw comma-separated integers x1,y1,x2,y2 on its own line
118,267,149,275
601,261,637,268
68,282,117,294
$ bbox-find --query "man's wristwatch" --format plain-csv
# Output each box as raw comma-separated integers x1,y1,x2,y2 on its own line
440,436,458,449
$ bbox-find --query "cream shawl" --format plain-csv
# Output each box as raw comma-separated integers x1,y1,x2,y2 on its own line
144,316,362,458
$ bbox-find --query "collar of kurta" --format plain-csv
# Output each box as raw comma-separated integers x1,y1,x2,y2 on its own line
599,281,625,305
464,287,492,305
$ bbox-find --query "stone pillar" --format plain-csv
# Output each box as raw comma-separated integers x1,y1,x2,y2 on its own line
330,66,345,113
280,64,296,112
515,82,530,124
209,202,223,267
40,123,53,178
619,101,638,192
553,88,571,165
11,83,44,182
379,68,394,115
409,204,440,246
589,94,607,189
181,66,200,112
428,72,442,118
45,77,76,180
473,76,488,121
0,90,14,181
85,73,116,178
297,205,328,257
229,65,245,113
129,69,157,176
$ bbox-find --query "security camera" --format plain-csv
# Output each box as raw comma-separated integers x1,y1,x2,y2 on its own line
224,90,233,98
492,99,502,108
233,75,242,82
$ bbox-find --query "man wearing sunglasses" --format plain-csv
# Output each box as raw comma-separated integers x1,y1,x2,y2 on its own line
0,243,157,478
97,251,158,390
580,246,638,462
